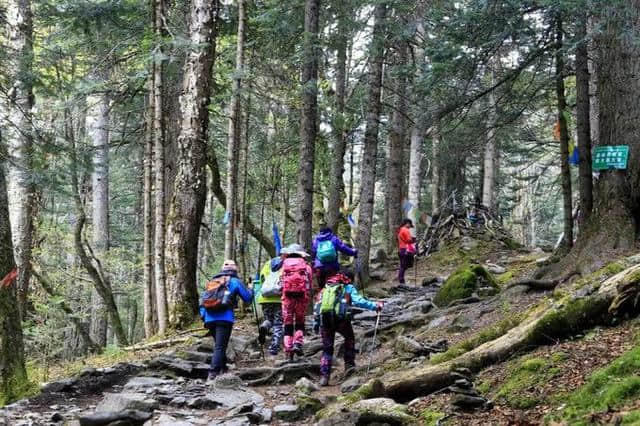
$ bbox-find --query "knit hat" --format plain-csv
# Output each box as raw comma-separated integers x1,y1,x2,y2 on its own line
222,259,238,272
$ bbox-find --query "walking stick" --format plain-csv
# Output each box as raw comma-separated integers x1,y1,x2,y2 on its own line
366,311,381,377
251,288,265,360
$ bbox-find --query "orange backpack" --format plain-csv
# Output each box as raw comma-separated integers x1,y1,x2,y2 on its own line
202,276,231,311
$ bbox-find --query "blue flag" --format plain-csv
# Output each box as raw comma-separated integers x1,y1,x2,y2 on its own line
272,222,282,256
347,214,356,228
223,211,231,225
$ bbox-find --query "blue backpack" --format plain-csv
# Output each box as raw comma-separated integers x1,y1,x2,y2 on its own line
317,240,337,264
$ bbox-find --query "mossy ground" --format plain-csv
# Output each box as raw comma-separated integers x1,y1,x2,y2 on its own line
433,264,498,306
494,355,561,409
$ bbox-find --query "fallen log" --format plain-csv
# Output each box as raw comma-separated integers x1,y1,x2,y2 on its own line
378,263,640,402
124,336,192,351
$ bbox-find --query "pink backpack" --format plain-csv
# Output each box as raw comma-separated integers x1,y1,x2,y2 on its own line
281,257,311,297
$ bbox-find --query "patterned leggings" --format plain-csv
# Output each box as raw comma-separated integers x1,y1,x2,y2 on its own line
262,303,283,354
282,296,308,353
320,317,355,378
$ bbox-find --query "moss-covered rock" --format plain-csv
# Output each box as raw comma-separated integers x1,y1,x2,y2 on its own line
434,264,498,306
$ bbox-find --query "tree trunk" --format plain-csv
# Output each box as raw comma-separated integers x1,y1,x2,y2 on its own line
482,71,499,213
573,0,640,262
576,12,593,222
2,0,34,317
87,90,110,347
154,0,168,334
327,10,348,232
431,124,441,214
238,89,251,279
66,109,128,346
356,2,386,284
224,0,246,260
165,0,218,328
407,17,426,232
588,17,599,148
143,74,156,338
387,42,408,252
0,158,28,405
296,0,320,251
555,17,573,249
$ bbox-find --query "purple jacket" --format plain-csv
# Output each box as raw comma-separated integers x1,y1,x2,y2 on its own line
311,229,357,270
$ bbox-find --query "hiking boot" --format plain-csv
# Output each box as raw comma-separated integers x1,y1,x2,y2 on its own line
293,343,304,356
206,372,218,383
319,376,330,387
344,365,356,378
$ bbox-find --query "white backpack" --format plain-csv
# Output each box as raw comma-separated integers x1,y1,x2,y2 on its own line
261,270,282,297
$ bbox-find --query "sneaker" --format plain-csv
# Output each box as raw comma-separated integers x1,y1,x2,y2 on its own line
319,376,330,387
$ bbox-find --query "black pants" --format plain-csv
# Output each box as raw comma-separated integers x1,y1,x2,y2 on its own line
208,321,233,374
398,249,414,284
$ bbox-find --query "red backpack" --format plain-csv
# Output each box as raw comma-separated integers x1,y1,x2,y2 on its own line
281,257,310,297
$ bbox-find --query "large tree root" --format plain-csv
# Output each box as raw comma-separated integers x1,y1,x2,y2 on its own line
376,263,640,403
507,269,579,291
237,362,321,386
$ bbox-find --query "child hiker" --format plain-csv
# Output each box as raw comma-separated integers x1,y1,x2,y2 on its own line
199,260,253,380
280,244,313,361
314,270,383,386
257,257,284,356
311,225,358,289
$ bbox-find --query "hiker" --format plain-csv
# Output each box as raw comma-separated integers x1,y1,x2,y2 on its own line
280,244,313,361
313,270,383,386
397,218,416,284
257,257,284,356
199,260,253,380
311,226,358,288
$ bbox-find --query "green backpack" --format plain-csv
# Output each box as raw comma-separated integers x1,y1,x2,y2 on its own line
317,240,337,263
320,283,351,319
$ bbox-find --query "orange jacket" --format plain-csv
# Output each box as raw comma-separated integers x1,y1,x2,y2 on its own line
397,226,414,250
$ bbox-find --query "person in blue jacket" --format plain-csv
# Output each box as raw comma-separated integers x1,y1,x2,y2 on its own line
311,226,358,288
199,260,253,380
313,269,383,386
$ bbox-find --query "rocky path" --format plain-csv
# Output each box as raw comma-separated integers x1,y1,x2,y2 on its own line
0,282,451,426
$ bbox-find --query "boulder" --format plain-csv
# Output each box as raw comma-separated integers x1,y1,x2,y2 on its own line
41,378,77,393
485,263,506,275
295,377,319,394
296,394,323,416
340,377,364,393
95,393,158,413
350,398,417,424
434,264,498,306
78,410,152,426
273,404,300,421
394,336,425,357
186,396,220,409
207,388,264,408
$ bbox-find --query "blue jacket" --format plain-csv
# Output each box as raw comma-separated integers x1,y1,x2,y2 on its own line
311,229,357,270
199,273,253,324
342,284,376,311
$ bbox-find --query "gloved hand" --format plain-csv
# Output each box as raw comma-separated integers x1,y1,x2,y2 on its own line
376,301,384,312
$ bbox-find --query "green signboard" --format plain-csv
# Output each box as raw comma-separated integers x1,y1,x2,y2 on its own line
593,145,629,171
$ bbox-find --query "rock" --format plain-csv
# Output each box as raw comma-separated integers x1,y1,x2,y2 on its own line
208,417,251,426
273,404,300,421
41,378,77,393
78,410,153,426
434,264,498,306
295,377,319,394
51,412,64,422
477,286,499,297
213,373,243,389
255,407,272,423
395,336,426,357
351,398,417,424
208,387,264,408
124,377,173,390
186,396,219,409
451,394,488,410
340,377,364,393
95,393,158,413
454,378,472,389
296,394,323,416
485,263,506,274
421,276,439,287
448,315,473,332
169,396,186,407
178,350,211,364
147,414,195,426
460,236,479,251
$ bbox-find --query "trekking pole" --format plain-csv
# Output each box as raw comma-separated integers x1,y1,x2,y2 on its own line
366,311,381,377
251,290,265,360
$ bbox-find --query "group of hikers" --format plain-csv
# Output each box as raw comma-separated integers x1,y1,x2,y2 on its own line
199,220,417,387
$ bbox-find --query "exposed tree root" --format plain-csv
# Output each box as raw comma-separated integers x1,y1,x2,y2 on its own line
375,263,640,403
124,336,192,351
237,362,320,386
507,269,579,290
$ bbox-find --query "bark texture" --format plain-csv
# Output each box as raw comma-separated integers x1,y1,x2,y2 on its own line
356,3,386,284
153,0,168,334
2,0,34,316
165,0,218,328
576,13,593,221
0,162,28,405
143,76,156,338
296,0,321,250
224,0,246,260
482,69,499,213
431,124,441,213
87,91,110,347
555,18,573,249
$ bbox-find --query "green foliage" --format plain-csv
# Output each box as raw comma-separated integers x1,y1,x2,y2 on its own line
496,356,560,409
434,264,498,306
